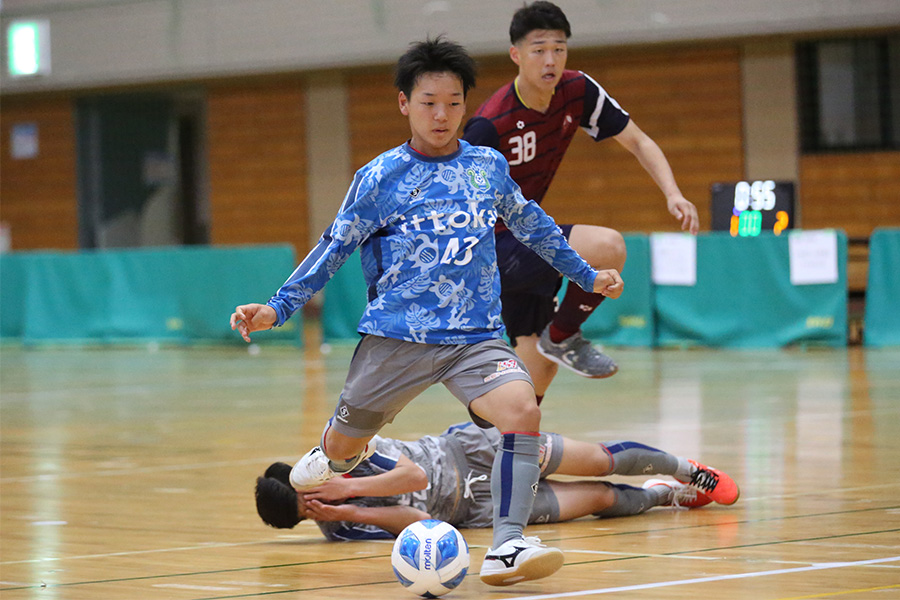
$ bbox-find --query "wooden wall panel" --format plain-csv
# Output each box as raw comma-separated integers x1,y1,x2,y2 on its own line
799,152,900,239
0,98,79,250
346,59,514,169
207,82,308,255
347,45,744,234
543,45,744,233
347,71,407,169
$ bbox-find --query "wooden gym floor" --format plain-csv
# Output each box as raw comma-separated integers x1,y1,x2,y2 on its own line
1,338,899,599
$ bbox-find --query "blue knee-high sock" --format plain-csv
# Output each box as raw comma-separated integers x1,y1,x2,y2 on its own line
599,441,683,477
491,432,541,549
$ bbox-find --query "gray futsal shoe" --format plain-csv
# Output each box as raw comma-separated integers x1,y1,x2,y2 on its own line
537,326,618,378
289,443,375,490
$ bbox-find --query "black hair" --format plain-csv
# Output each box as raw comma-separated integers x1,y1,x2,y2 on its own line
394,36,477,99
264,461,293,485
509,1,572,44
255,476,303,529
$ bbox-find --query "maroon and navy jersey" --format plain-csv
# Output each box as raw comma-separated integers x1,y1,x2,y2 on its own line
463,70,630,211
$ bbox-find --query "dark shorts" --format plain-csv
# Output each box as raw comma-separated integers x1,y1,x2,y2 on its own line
496,224,574,343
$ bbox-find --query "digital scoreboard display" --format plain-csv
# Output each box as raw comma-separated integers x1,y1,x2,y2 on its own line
711,181,795,237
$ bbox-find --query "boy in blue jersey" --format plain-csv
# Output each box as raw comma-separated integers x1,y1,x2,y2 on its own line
230,37,623,587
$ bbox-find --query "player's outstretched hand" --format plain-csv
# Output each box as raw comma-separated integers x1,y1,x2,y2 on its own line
299,477,354,504
301,498,358,523
668,194,700,235
593,269,623,299
230,303,277,342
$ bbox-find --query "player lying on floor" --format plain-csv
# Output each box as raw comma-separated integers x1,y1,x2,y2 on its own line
255,421,739,540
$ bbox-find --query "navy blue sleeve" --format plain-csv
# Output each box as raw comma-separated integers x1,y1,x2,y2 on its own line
580,72,630,141
462,116,501,150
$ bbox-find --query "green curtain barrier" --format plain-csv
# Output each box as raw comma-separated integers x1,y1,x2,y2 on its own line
864,228,900,347
0,245,299,345
656,231,847,348
319,232,849,348
569,234,654,347
321,254,368,342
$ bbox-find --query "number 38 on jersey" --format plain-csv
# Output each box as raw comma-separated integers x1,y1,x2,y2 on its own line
508,131,537,165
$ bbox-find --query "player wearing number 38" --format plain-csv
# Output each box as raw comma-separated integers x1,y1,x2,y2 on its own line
463,1,698,395
230,37,622,587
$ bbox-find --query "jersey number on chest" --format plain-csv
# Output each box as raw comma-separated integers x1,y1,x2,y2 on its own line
508,131,537,166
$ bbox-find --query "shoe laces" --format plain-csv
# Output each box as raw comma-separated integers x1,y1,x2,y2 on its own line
689,467,720,493
566,331,590,351
669,484,700,508
521,536,545,547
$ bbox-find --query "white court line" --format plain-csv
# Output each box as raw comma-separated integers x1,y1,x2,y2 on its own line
501,556,900,600
0,539,301,566
0,456,291,484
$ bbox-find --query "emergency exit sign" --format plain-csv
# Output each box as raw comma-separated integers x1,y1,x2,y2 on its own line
7,20,51,76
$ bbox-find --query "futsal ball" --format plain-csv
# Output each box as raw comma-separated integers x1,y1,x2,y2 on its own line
391,519,469,597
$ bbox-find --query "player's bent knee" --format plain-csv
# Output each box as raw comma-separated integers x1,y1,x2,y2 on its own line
469,384,541,431
572,225,626,270
595,230,626,269
498,398,541,431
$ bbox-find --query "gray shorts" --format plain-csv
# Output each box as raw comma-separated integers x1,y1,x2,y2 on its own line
331,335,534,438
447,425,565,528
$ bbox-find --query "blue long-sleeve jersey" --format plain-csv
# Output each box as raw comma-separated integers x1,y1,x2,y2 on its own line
268,140,597,344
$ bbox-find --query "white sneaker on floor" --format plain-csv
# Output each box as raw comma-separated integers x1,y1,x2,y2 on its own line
479,536,564,586
642,478,713,508
289,443,375,490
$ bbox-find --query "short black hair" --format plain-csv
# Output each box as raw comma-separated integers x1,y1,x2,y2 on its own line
509,1,572,44
264,461,293,485
255,476,303,529
394,36,477,99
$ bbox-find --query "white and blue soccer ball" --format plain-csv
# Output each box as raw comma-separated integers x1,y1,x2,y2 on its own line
391,519,469,598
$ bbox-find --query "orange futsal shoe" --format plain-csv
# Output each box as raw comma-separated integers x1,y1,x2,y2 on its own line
677,460,740,505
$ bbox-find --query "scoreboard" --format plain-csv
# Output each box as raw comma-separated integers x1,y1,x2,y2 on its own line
711,181,795,237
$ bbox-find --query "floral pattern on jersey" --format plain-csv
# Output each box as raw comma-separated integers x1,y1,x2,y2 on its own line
435,163,469,195
332,213,372,247
397,162,434,198
404,304,441,343
267,141,596,344
477,264,497,304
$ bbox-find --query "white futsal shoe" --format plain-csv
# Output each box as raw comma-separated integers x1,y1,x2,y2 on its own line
479,536,564,586
289,443,375,490
642,478,713,508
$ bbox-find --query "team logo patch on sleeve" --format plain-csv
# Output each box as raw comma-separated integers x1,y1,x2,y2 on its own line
483,358,526,382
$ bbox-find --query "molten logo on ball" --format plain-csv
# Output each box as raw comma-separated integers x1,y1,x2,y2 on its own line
391,519,469,597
